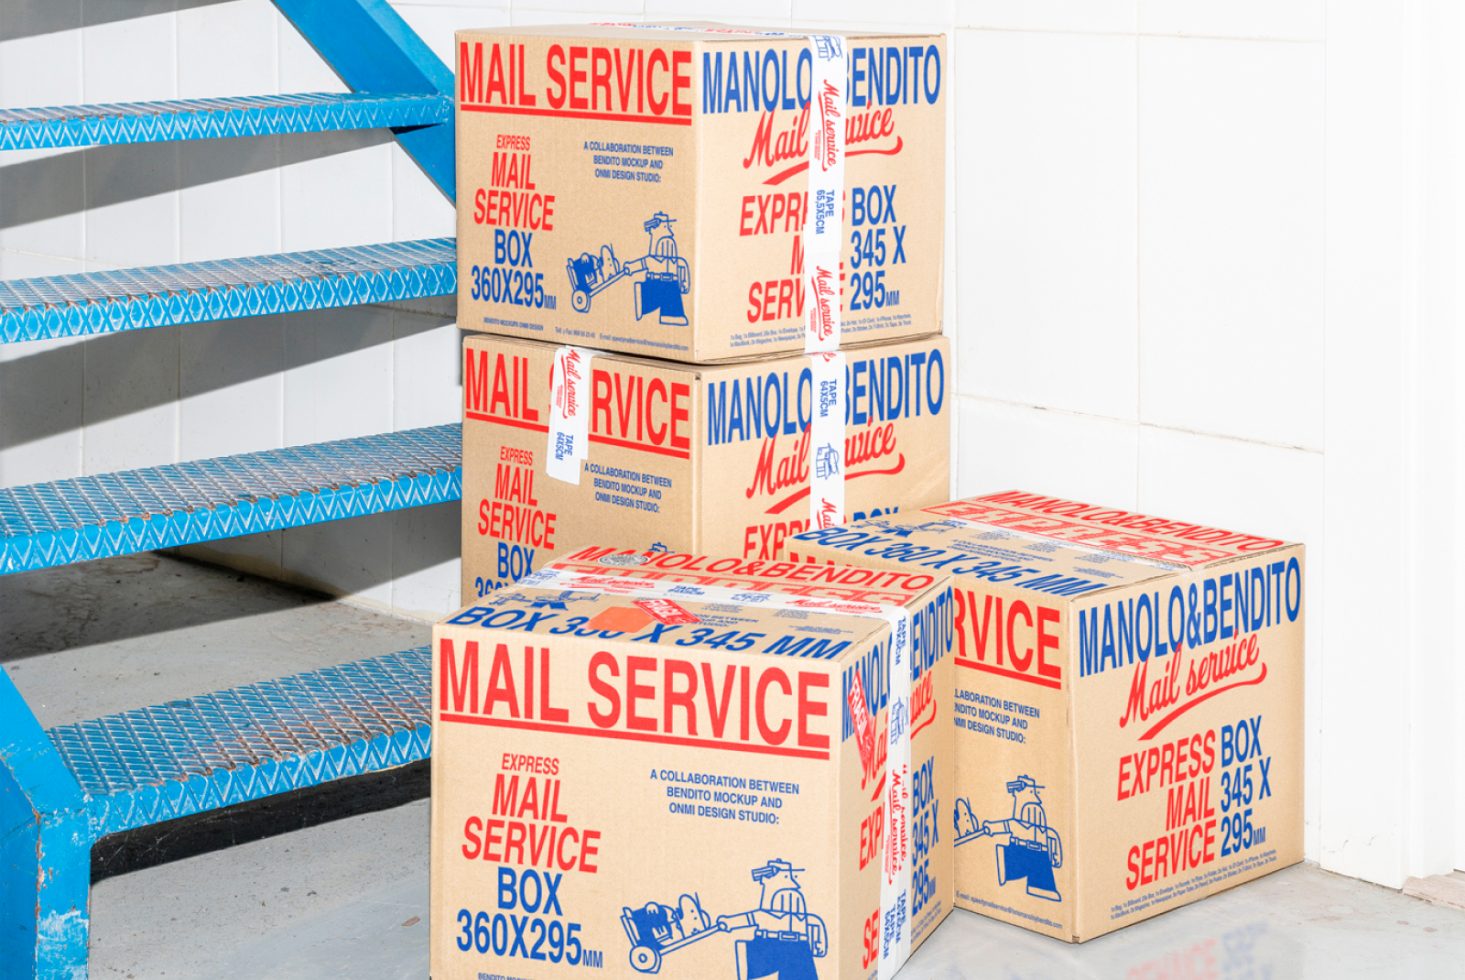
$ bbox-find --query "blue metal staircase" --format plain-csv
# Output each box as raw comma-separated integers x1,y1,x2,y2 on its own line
1,238,455,343
0,1,459,975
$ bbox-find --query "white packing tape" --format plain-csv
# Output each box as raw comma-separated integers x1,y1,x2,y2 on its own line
546,345,594,484
514,561,915,977
804,33,847,355
808,350,847,531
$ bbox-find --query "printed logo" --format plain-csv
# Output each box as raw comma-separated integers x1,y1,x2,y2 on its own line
813,80,842,173
553,348,583,421
806,265,838,344
633,598,699,625
598,553,650,567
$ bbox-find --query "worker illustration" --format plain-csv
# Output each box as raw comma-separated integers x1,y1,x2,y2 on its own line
717,859,827,980
621,858,826,977
953,775,1064,902
566,211,692,325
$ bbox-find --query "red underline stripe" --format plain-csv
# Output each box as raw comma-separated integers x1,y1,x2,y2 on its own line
461,104,692,126
589,433,690,459
467,411,547,432
440,712,830,760
463,412,689,459
955,658,1064,690
1137,664,1269,741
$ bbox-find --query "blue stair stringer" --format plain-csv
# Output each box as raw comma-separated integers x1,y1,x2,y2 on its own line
0,92,449,151
0,424,462,575
0,646,432,977
0,2,459,975
0,238,455,344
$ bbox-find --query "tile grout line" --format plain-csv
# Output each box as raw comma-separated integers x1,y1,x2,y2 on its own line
958,393,1325,455
1134,14,1142,506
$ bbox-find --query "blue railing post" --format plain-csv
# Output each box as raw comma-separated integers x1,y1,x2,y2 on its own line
0,669,94,979
270,0,456,199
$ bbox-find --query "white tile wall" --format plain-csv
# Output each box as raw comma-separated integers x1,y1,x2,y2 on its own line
955,28,1137,420
1,0,1337,863
1138,0,1325,42
1138,36,1324,450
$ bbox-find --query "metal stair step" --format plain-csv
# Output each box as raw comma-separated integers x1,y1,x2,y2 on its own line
0,424,462,575
0,237,455,344
0,91,450,151
46,646,432,838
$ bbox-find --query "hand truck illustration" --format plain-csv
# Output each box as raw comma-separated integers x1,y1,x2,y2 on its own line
621,859,828,979
566,211,691,325
621,893,726,974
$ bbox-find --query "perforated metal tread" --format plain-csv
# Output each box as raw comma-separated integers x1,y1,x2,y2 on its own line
0,91,450,151
0,238,455,344
47,647,432,837
0,424,461,575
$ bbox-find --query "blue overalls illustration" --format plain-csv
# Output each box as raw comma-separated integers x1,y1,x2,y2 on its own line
716,860,827,980
954,775,1064,902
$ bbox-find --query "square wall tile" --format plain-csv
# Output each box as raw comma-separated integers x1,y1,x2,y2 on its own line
956,29,1138,420
793,0,950,28
955,396,1139,507
180,316,284,459
392,314,461,430
507,8,644,26
178,138,281,261
280,134,393,252
83,145,180,269
1138,37,1323,449
395,3,503,69
82,329,179,473
392,501,462,617
1137,425,1323,856
955,0,1136,34
1139,0,1324,41
81,0,175,102
283,306,395,444
282,512,395,608
511,0,646,14
0,2,83,107
0,335,85,485
645,0,790,22
392,146,454,241
177,0,277,99
0,149,84,264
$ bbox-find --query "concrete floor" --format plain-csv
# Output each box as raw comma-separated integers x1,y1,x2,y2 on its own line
4,553,1463,978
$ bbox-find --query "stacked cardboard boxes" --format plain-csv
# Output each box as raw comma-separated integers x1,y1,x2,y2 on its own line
434,17,1306,978
454,22,952,600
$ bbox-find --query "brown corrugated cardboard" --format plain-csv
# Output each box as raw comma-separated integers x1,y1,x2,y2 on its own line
788,490,1305,942
461,332,951,603
454,23,946,362
431,545,955,978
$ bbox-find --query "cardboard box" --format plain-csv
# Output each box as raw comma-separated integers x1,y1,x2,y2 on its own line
788,490,1305,942
431,545,956,978
461,332,951,602
455,23,946,362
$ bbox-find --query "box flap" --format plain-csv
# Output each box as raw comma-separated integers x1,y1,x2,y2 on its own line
443,545,951,663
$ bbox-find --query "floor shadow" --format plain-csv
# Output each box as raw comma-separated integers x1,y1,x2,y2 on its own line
0,512,459,663
0,316,460,451
92,760,429,881
1,0,239,44
0,130,392,231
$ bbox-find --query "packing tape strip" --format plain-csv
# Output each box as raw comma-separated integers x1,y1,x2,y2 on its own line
546,345,594,484
804,33,847,355
808,350,847,531
515,562,915,977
